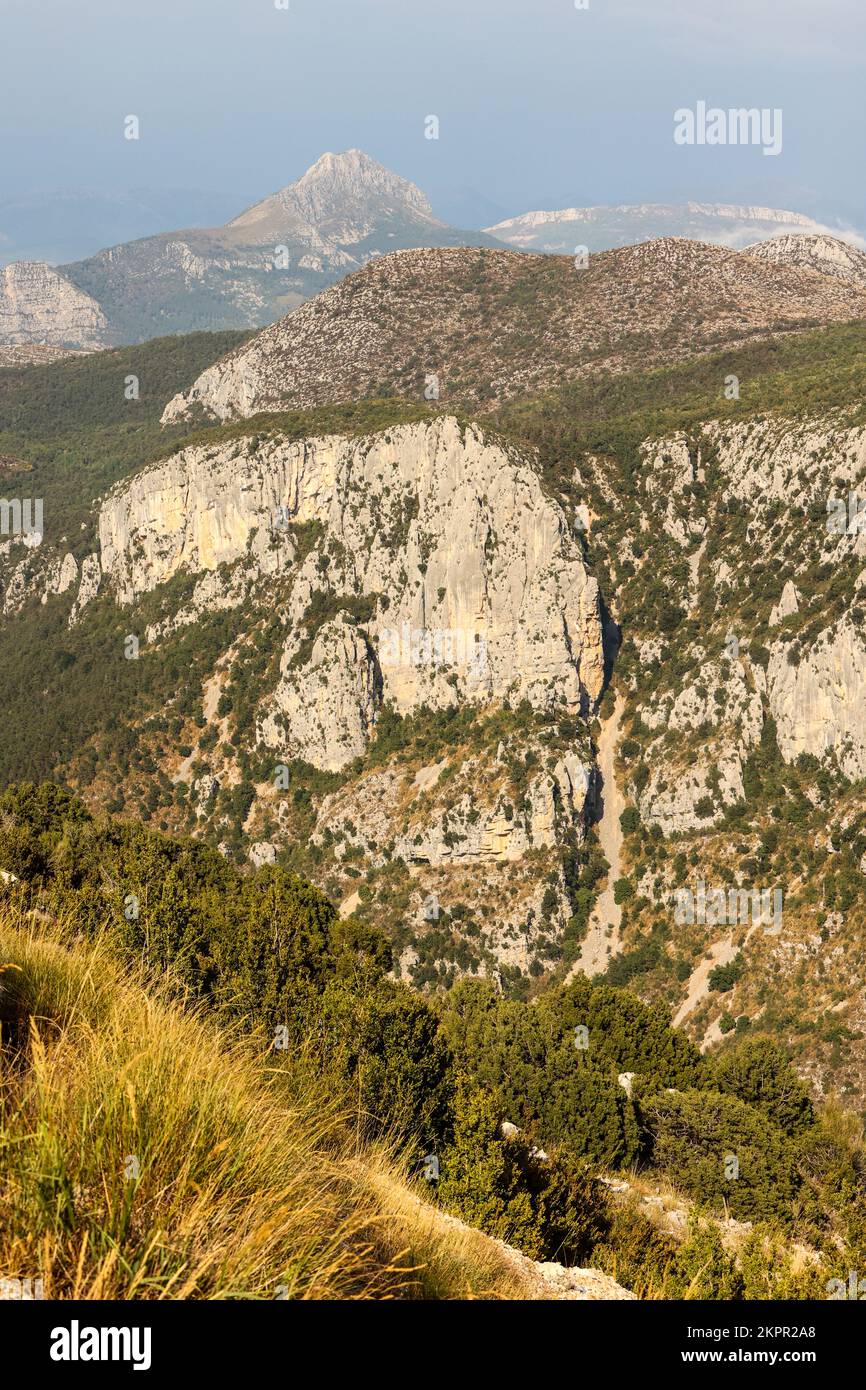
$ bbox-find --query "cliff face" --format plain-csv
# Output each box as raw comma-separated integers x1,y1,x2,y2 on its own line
766,620,866,779
564,401,866,1100
96,417,605,757
0,261,109,348
578,411,866,834
19,414,599,978
9,369,866,1029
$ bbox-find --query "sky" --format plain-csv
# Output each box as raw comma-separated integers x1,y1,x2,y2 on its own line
1,0,864,235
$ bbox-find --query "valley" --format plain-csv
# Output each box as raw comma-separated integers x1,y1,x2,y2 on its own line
574,694,626,979
3,227,866,1304
5,0,866,1321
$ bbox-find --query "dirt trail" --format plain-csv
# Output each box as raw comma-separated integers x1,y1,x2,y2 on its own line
672,935,739,1029
572,693,625,978
673,925,757,1039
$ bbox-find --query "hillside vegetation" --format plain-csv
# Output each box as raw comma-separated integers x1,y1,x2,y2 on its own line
160,240,866,422
0,910,545,1300
2,784,865,1298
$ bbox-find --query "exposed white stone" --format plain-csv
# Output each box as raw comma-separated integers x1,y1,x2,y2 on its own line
768,621,866,779
94,418,605,768
68,553,101,626
0,262,109,349
258,617,380,772
249,841,277,868
769,579,800,626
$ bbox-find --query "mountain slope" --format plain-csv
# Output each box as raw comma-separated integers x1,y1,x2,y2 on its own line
487,202,861,254
1,908,587,1300
0,790,854,1302
744,233,866,286
162,238,866,423
6,313,866,1110
49,151,504,345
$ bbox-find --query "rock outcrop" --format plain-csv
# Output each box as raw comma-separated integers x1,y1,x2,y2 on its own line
768,621,866,779
96,417,605,760
261,618,381,772
745,233,866,286
621,410,866,833
391,752,593,866
0,262,109,348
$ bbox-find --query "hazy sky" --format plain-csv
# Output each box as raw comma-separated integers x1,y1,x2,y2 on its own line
2,0,864,228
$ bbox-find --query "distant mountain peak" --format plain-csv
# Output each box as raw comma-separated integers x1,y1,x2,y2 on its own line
228,148,438,235
0,152,500,347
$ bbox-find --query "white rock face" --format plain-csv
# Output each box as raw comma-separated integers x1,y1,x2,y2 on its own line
770,580,800,626
45,552,78,600
97,435,304,604
768,623,866,779
260,618,381,772
0,262,109,348
745,233,866,286
193,774,219,816
626,408,866,833
666,659,763,744
707,414,866,511
69,554,101,626
642,753,746,836
2,549,78,615
249,841,277,868
96,418,605,770
392,752,592,866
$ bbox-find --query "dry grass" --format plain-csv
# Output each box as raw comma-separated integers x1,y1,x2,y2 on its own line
0,910,536,1301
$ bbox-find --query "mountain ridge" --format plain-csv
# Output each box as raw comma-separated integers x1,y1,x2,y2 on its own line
487,201,864,254
162,238,866,423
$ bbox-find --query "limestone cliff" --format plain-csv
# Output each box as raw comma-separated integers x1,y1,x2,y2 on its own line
96,416,605,757
0,261,110,348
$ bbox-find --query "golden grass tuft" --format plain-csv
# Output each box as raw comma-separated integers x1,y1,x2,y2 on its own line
0,910,537,1301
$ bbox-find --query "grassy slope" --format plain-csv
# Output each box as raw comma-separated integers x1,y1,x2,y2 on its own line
0,909,535,1300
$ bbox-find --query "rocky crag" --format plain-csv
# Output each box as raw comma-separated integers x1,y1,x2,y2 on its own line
0,261,109,349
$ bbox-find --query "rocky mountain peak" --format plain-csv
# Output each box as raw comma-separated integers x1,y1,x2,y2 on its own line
293,149,433,215
227,148,438,237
